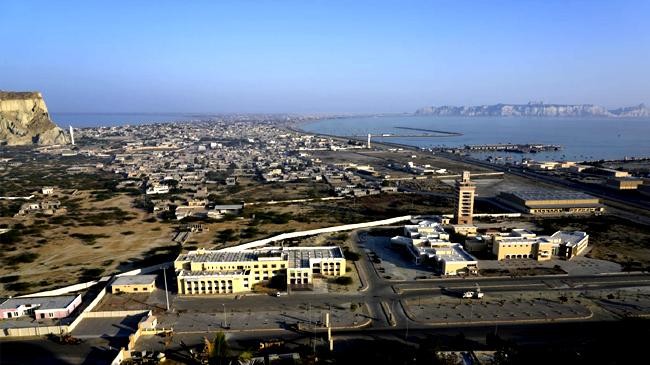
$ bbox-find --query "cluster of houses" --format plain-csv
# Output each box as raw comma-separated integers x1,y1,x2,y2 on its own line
36,119,411,222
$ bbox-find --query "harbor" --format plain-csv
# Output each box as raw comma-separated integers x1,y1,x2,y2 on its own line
464,143,562,153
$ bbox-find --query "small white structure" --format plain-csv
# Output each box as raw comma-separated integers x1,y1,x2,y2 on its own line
41,186,54,195
146,184,170,195
0,295,82,320
69,126,75,145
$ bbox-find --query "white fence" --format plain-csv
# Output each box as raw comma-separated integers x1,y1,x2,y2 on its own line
219,215,413,252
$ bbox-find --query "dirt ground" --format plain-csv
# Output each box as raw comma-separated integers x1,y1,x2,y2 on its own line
0,191,176,296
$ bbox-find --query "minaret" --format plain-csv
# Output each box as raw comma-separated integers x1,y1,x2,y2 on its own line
69,126,75,145
367,133,371,149
453,171,475,225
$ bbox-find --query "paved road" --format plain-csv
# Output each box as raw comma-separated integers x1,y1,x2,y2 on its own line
168,227,650,332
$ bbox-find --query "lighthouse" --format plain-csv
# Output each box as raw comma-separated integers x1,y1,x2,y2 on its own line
69,126,75,145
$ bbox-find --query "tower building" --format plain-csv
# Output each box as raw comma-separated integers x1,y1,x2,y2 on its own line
69,126,75,145
454,171,475,225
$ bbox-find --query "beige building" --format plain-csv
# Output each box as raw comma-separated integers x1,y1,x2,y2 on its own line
498,190,604,215
492,229,588,261
453,171,475,225
174,246,346,295
605,178,643,190
391,220,478,276
111,275,157,293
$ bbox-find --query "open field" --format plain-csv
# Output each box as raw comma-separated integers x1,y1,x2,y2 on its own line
0,191,176,296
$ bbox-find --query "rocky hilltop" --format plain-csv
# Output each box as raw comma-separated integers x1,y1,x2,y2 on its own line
415,102,649,118
0,91,68,145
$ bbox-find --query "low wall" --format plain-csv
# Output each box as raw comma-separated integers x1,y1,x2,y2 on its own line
116,262,171,277
18,280,100,298
84,310,150,318
2,325,67,337
219,215,413,252
244,196,345,206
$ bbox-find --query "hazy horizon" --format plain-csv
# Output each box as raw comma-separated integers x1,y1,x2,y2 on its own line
1,0,649,114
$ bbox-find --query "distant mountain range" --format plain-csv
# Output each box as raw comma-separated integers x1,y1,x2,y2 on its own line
414,102,649,118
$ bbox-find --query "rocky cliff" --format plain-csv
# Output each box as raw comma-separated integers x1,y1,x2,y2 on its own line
415,102,650,118
0,91,68,145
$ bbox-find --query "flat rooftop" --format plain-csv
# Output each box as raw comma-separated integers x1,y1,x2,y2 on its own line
435,244,478,263
505,190,597,201
0,295,78,310
177,246,343,269
551,231,588,247
112,275,157,286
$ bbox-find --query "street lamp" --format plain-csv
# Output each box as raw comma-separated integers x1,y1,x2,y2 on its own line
222,304,228,329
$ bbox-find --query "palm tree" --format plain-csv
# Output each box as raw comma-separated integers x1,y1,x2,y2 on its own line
204,331,230,365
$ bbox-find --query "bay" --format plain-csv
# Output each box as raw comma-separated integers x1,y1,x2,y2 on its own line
302,115,650,162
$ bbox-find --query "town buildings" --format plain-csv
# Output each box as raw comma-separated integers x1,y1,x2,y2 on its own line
174,246,346,295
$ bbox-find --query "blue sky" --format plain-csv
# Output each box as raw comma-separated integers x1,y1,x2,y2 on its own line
1,0,648,113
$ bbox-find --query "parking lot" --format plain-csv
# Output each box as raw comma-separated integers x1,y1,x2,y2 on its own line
156,301,370,332
404,295,591,324
362,235,437,281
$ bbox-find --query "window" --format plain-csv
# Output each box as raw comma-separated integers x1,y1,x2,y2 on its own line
48,313,54,318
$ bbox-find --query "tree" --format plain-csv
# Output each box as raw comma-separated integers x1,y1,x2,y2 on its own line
204,332,230,365
238,351,253,362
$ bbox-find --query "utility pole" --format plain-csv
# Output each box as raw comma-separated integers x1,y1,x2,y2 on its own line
163,267,170,311
222,304,227,328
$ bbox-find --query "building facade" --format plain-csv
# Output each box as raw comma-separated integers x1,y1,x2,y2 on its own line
111,274,157,293
453,171,475,225
391,220,478,276
498,190,604,215
174,246,346,295
492,229,588,261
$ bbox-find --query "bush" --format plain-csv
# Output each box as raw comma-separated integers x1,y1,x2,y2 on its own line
70,233,109,245
10,252,39,263
80,267,104,280
344,249,361,261
0,229,21,245
334,276,353,285
0,275,19,283
5,281,32,292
